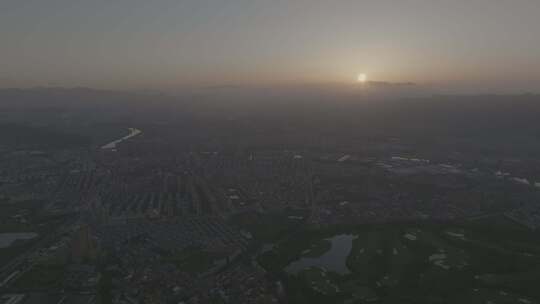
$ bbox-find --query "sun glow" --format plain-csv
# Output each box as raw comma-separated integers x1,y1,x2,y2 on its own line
357,73,367,83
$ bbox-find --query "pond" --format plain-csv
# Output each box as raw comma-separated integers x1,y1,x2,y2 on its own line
285,234,356,275
0,232,38,248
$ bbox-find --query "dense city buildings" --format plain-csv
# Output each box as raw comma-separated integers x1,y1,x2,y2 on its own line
1,91,540,303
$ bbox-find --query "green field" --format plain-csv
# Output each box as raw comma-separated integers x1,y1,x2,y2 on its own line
230,209,309,242
0,200,72,268
11,265,66,291
257,220,540,304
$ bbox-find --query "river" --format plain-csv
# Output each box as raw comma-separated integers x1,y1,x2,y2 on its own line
101,127,142,150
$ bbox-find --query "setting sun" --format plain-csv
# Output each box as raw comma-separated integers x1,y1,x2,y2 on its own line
357,73,367,83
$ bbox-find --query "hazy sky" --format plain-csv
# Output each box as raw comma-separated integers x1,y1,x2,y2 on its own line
1,0,540,92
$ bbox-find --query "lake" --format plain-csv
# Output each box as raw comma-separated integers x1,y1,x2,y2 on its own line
285,234,356,275
0,232,38,248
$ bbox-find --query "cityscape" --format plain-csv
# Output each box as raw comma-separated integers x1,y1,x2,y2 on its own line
2,1,540,303
1,89,540,303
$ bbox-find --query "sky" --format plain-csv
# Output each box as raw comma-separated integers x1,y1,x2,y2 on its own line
1,0,540,92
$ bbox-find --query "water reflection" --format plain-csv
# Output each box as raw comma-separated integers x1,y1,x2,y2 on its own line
0,232,38,248
285,234,355,275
